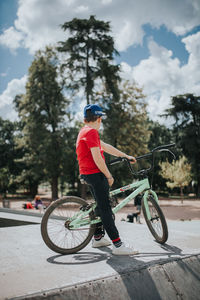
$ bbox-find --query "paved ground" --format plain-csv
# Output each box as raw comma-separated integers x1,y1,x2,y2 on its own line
1,198,200,221
0,209,200,299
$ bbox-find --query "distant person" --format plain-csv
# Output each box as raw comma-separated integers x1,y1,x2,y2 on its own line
126,212,139,223
23,201,33,209
134,193,143,224
125,193,143,224
34,195,44,212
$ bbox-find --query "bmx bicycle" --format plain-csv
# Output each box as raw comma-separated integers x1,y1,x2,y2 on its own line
41,143,175,254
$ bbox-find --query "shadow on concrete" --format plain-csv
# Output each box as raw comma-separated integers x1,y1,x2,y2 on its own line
46,243,193,267
47,252,108,265
0,217,39,227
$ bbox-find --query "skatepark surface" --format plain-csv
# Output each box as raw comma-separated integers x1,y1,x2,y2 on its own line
0,208,200,300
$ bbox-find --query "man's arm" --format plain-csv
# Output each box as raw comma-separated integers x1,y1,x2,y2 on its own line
101,141,136,162
90,147,114,186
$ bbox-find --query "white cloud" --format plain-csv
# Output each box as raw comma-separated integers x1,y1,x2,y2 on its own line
182,31,200,66
0,26,24,54
0,0,200,54
0,75,27,120
181,32,200,96
120,31,200,123
115,21,144,51
102,0,112,4
75,5,89,13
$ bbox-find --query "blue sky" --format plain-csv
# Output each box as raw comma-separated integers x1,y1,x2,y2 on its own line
0,0,31,94
115,24,191,66
0,0,200,123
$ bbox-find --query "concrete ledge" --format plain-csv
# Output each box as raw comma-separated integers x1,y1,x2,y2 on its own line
11,254,200,300
0,207,44,218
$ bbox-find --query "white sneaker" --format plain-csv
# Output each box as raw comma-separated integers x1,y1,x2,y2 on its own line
112,243,139,255
92,237,111,248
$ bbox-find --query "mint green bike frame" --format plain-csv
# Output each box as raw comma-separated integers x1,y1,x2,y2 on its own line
69,177,159,229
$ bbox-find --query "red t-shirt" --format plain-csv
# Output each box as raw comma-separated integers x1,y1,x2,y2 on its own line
76,126,105,174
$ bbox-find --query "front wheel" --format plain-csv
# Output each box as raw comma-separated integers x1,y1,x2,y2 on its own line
41,196,95,254
142,194,168,244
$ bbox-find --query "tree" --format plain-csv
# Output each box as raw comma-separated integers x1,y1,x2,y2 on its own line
0,168,10,198
14,48,69,200
148,120,174,192
58,15,120,104
160,156,192,202
59,125,80,196
165,93,200,197
10,115,44,197
0,118,20,197
96,80,150,187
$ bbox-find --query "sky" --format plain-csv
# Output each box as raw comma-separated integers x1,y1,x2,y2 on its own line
0,0,200,124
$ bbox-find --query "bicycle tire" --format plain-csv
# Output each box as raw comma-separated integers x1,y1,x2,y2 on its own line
142,194,168,244
41,196,95,254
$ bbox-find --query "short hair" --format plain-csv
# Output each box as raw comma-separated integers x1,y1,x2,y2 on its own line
84,109,101,122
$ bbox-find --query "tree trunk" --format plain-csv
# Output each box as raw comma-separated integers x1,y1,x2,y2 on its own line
51,176,58,201
180,186,184,204
197,175,200,198
29,182,38,198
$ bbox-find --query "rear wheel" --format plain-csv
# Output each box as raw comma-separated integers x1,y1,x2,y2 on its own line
142,194,168,244
41,196,95,254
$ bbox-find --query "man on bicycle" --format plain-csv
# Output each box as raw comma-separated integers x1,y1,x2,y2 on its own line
76,104,139,255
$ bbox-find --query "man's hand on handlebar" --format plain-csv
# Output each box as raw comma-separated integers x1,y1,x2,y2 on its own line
109,144,175,177
126,155,137,164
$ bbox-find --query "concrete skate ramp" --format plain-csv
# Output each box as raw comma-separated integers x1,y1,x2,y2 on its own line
0,209,200,300
13,255,200,300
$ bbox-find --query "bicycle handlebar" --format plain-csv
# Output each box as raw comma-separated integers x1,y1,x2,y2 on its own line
136,143,175,161
151,143,175,152
109,143,176,176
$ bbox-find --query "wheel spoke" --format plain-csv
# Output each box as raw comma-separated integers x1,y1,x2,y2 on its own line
41,197,95,254
47,203,89,249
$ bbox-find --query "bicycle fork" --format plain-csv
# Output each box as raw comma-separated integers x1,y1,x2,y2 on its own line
143,190,159,220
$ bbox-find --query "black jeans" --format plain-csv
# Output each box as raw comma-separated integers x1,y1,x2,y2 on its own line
81,172,120,241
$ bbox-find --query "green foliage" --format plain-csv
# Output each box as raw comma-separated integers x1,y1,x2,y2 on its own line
58,15,120,104
59,125,80,192
0,168,9,196
103,81,149,153
0,118,20,196
160,156,192,197
97,80,150,187
165,93,200,196
14,48,70,199
148,120,173,150
148,120,174,191
0,118,15,170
